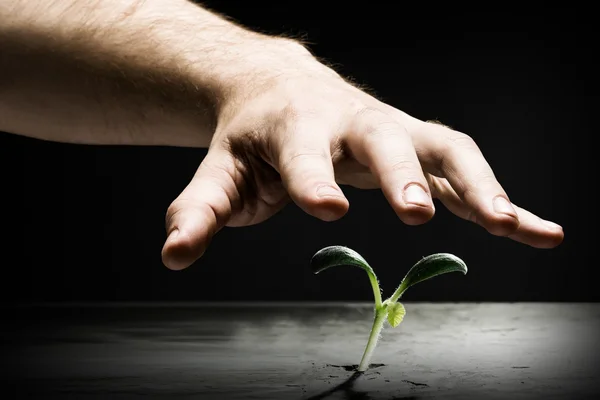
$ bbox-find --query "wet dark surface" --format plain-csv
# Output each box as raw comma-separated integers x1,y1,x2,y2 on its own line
2,302,599,399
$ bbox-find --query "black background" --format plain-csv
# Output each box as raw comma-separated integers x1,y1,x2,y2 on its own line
0,1,592,303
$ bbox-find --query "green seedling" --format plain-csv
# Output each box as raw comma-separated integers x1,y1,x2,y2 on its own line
310,245,467,372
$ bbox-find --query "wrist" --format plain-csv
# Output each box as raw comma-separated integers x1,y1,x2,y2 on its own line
195,35,340,127
188,34,321,110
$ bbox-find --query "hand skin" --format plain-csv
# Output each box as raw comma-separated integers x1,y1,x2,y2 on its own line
0,0,564,271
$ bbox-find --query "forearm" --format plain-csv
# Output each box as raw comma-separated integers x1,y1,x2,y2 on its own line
0,0,311,147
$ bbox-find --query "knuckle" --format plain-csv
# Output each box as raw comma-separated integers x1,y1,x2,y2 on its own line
387,156,420,175
472,170,499,189
264,104,298,139
420,120,477,150
445,132,478,151
264,102,302,136
270,103,329,149
358,108,407,143
279,102,302,121
200,160,232,180
426,119,453,130
281,148,329,173
460,171,499,199
354,103,377,117
277,101,321,124
165,199,187,227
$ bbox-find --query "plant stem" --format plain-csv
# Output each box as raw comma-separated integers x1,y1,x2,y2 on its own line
389,280,407,303
357,307,387,372
367,272,383,309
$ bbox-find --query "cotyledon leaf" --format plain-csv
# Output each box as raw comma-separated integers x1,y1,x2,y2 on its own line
386,302,406,327
310,245,382,308
390,253,467,302
311,245,374,275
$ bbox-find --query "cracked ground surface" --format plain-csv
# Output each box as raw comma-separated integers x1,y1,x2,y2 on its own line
2,302,599,399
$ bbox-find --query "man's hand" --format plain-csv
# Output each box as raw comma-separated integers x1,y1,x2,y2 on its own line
0,0,563,272
162,43,564,270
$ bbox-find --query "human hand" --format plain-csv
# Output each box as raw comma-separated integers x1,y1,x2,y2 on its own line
161,42,563,270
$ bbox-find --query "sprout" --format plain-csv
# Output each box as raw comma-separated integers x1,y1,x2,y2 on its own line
311,246,467,372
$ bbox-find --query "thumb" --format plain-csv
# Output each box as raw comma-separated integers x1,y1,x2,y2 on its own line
161,149,238,270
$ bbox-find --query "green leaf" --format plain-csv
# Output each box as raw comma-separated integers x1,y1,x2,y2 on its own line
310,246,382,308
386,302,406,327
310,245,374,275
390,253,467,302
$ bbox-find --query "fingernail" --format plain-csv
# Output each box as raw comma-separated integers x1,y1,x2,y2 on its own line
166,229,179,242
493,196,517,217
404,184,431,207
542,220,562,231
317,185,342,198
